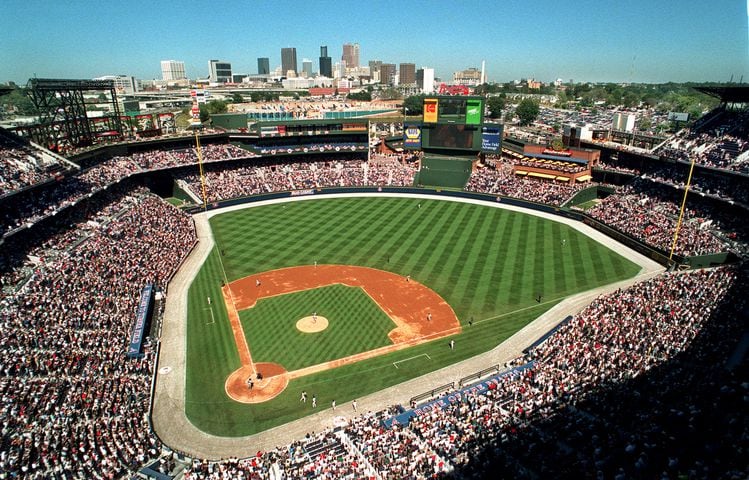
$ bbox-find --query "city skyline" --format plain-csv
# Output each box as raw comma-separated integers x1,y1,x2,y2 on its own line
1,0,748,85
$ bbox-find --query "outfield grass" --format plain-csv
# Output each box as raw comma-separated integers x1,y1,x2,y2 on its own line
185,197,641,436
241,285,395,370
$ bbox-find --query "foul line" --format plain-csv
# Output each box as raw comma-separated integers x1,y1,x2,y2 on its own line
472,296,566,325
393,353,431,369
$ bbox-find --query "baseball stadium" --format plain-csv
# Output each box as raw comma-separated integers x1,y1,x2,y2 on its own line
1,77,748,478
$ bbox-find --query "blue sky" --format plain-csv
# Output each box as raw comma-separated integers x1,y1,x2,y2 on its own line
1,0,748,84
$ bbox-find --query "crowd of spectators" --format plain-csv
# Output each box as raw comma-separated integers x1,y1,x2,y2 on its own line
641,165,749,206
587,178,739,256
176,156,418,203
167,266,746,479
515,157,588,174
465,160,587,206
1,128,747,478
657,109,749,173
0,131,71,197
0,190,196,478
254,143,365,156
0,144,250,236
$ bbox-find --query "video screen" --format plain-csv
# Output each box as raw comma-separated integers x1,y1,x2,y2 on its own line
429,124,474,149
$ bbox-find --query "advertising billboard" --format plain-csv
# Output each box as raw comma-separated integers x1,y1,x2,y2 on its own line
403,124,422,149
423,98,439,123
466,99,483,125
481,125,502,152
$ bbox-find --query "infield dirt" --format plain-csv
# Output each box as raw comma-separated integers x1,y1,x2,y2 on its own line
223,264,461,403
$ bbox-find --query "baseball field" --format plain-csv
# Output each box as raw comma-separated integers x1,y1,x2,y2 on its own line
184,196,640,436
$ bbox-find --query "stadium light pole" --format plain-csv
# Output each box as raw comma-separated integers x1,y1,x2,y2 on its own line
669,156,696,262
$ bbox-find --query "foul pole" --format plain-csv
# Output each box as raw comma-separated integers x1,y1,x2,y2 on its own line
194,129,208,211
669,157,696,261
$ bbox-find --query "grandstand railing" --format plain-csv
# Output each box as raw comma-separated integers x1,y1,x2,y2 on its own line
409,382,455,406
458,364,501,387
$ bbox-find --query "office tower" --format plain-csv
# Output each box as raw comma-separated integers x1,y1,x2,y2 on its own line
94,75,139,94
342,43,360,70
302,59,313,78
160,60,186,81
416,67,435,93
380,63,396,85
281,47,298,76
319,45,332,78
369,60,382,82
399,63,416,85
257,57,270,75
208,60,232,83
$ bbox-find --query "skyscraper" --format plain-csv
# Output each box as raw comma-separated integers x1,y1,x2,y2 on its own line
160,60,186,81
416,67,435,93
208,60,232,83
342,43,360,70
368,60,382,82
257,57,270,75
319,46,332,78
380,63,396,85
281,48,298,76
302,59,313,78
399,63,416,85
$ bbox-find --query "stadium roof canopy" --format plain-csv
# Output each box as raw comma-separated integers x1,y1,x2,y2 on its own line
694,85,749,103
0,85,13,97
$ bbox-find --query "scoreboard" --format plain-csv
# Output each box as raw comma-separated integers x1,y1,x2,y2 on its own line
405,95,502,153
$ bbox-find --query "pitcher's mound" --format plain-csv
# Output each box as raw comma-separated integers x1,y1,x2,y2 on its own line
225,363,288,404
296,316,329,333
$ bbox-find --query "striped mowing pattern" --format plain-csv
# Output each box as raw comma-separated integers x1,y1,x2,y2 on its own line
183,197,640,436
241,285,395,371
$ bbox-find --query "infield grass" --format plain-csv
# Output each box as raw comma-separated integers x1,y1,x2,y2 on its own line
241,285,395,370
185,196,641,436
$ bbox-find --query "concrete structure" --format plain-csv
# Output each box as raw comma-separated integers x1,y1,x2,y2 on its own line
257,58,270,75
160,60,186,81
94,75,139,94
399,63,416,85
416,67,435,93
208,60,232,84
342,43,360,70
281,47,298,76
453,68,483,86
319,46,332,78
368,60,382,83
282,77,315,89
563,124,594,147
612,112,637,133
302,59,313,78
380,63,396,85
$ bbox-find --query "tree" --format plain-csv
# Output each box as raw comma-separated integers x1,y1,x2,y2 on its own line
638,117,652,132
379,87,402,101
0,88,38,116
486,96,505,119
402,95,425,115
347,90,372,101
205,100,228,115
515,98,540,126
231,92,244,103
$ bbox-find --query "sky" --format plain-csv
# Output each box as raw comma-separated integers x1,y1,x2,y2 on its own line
1,0,748,85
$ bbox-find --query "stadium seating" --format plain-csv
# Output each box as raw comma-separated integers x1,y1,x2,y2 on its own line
0,135,747,478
